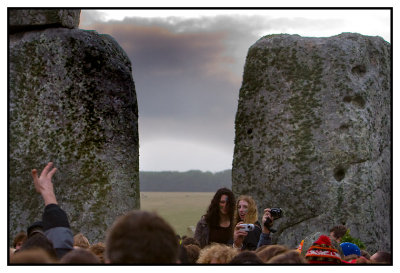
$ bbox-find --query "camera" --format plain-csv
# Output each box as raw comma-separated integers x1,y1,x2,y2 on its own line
270,208,283,220
239,223,255,231
264,208,283,233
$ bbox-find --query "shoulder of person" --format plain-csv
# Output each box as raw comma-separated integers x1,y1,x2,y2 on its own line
198,215,207,225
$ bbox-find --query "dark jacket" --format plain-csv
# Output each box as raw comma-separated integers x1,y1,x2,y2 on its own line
194,216,209,248
241,221,262,251
42,204,73,259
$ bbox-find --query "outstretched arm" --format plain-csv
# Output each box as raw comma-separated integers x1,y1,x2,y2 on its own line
31,162,58,206
31,162,73,259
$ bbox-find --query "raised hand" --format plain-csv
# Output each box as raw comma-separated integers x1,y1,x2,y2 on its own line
262,208,273,234
31,162,58,205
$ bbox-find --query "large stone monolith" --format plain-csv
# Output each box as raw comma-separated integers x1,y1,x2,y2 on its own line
232,33,391,253
9,9,139,243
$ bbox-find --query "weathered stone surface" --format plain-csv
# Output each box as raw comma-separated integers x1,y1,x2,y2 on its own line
9,9,81,33
232,33,391,253
9,27,139,243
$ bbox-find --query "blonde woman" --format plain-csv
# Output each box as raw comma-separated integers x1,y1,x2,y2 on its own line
232,195,262,250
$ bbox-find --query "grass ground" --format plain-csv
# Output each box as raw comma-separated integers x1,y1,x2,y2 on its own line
140,192,214,237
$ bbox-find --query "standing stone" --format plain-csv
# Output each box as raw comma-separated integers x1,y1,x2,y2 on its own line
232,33,391,253
9,10,139,243
9,9,81,33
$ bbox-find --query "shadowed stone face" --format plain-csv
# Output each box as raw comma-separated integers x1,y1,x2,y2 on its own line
9,23,139,242
9,9,81,33
232,33,391,253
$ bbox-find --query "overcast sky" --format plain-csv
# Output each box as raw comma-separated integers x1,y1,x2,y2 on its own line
78,9,391,172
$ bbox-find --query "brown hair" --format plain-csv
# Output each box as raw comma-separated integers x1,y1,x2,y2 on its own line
329,225,347,240
197,243,239,264
185,244,201,263
10,248,55,264
234,195,258,225
13,231,27,249
60,248,100,264
89,242,105,263
106,210,178,264
18,232,57,260
73,233,90,249
267,249,308,264
181,237,200,247
255,244,289,263
229,251,264,264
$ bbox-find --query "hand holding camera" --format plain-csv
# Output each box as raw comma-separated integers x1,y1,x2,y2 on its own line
262,208,283,234
233,221,250,248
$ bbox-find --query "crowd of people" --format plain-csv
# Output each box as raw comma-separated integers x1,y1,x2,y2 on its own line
9,162,392,265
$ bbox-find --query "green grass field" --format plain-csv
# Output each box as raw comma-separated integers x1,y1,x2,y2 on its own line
140,192,214,237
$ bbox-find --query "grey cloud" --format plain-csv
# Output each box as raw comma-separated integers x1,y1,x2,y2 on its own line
79,16,258,151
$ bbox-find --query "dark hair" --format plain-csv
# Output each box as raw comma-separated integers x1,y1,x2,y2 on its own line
229,251,264,264
181,237,200,247
60,248,100,264
106,210,178,264
177,245,189,264
204,188,235,229
329,225,347,239
18,232,57,260
267,250,308,264
255,244,289,263
10,248,55,264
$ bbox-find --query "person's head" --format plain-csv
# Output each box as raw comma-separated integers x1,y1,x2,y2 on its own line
181,237,200,247
105,210,178,264
329,225,347,243
340,242,361,257
229,251,264,264
89,242,105,263
73,233,90,249
267,250,308,264
177,245,189,264
60,248,100,264
197,243,239,264
10,248,55,264
18,232,57,261
26,221,44,238
234,195,258,224
370,251,392,264
255,244,289,263
305,235,341,264
13,231,27,250
185,244,201,263
205,188,235,228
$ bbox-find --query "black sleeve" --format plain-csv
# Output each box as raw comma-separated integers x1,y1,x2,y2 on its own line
42,204,70,231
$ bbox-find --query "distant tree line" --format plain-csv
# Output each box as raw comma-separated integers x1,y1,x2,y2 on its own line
139,169,232,192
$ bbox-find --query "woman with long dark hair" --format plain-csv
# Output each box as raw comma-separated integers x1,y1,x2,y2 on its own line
194,188,235,248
